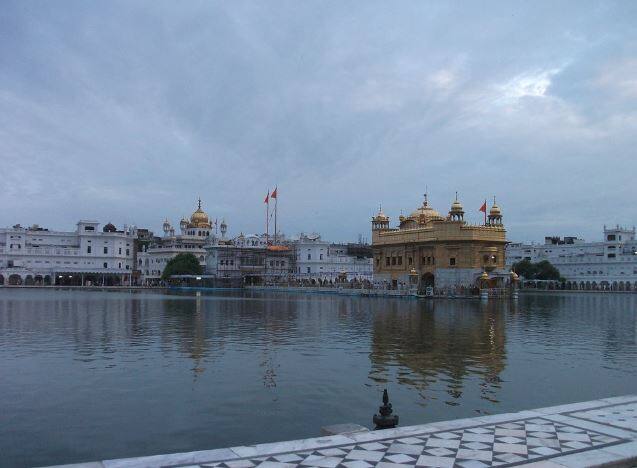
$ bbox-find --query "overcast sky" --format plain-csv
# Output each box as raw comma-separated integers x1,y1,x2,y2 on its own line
1,1,636,243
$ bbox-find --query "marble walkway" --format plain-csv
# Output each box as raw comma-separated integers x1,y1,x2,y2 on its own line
49,395,637,468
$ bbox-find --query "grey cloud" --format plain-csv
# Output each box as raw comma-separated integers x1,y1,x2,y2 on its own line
0,0,636,243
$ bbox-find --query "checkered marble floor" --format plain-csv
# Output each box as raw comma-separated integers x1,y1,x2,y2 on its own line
568,401,637,433
201,417,625,468
50,396,637,468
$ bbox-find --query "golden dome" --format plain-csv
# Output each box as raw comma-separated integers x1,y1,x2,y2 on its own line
409,195,443,224
449,192,463,213
372,205,389,222
479,271,489,281
490,203,501,216
450,200,463,213
510,270,519,280
189,198,211,228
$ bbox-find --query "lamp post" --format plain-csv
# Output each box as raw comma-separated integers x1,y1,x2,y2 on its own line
510,270,519,299
479,271,489,300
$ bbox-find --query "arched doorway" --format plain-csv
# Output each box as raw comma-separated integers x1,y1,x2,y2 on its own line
9,274,22,285
0,274,4,285
84,274,99,287
419,273,435,293
25,275,34,286
43,275,51,286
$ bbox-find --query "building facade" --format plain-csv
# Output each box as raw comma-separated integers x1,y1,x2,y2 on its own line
0,221,136,286
371,194,509,291
138,199,219,285
205,233,295,286
294,233,373,281
506,225,637,291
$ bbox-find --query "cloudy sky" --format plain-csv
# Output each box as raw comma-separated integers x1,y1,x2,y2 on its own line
1,1,636,243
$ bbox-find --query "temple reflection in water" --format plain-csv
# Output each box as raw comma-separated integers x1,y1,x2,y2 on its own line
368,299,507,406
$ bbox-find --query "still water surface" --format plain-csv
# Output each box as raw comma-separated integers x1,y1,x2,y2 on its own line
0,289,636,467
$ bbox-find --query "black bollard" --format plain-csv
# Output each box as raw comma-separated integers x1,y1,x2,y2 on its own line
373,389,399,430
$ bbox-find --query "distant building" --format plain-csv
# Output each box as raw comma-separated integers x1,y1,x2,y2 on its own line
294,233,373,281
138,199,218,285
506,225,637,291
131,228,158,284
0,221,136,286
205,233,295,286
371,193,510,291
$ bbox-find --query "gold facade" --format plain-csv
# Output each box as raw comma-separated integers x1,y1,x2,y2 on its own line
371,194,507,288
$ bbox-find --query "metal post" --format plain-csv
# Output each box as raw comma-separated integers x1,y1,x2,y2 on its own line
373,389,399,430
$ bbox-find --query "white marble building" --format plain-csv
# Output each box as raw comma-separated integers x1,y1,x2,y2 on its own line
506,225,637,290
294,233,373,281
138,199,223,285
0,221,136,285
205,233,295,286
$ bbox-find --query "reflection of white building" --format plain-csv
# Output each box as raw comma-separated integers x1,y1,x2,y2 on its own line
0,221,136,286
294,233,373,281
506,225,637,291
138,199,223,285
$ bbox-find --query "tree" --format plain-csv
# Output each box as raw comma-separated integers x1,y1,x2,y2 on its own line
535,260,562,281
512,259,563,281
161,253,203,280
511,259,536,279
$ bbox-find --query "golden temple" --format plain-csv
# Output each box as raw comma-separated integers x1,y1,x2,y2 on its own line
371,193,508,291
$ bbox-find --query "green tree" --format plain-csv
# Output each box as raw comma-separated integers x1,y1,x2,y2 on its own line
512,259,563,281
535,260,562,281
161,253,203,280
512,259,536,279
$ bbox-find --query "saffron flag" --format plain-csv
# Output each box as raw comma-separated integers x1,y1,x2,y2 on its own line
479,201,487,213
271,187,278,199
264,192,269,204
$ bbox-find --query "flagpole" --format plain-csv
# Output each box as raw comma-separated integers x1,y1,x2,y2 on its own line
274,190,278,245
265,190,269,245
484,199,487,225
